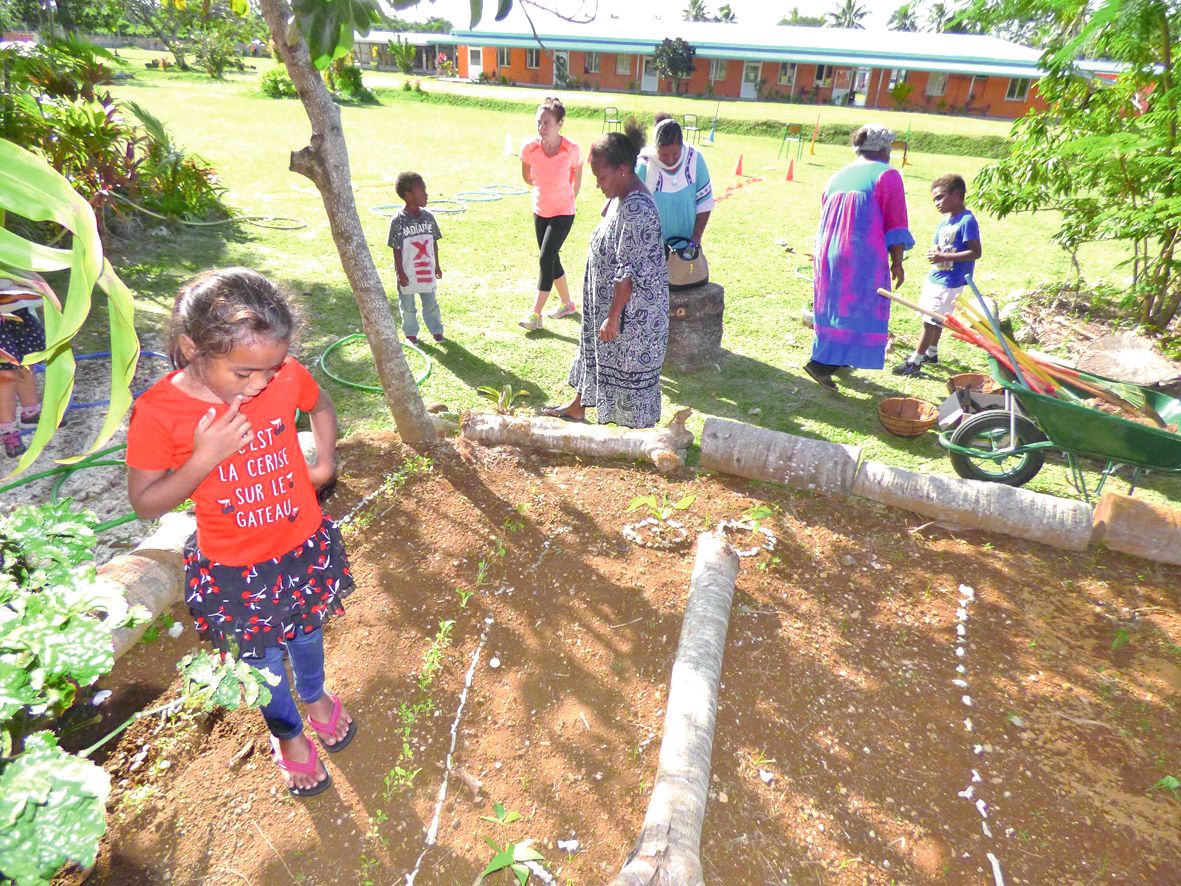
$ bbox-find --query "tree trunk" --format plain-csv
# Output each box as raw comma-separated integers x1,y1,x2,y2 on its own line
461,408,694,474
257,0,436,444
699,417,861,496
611,531,740,886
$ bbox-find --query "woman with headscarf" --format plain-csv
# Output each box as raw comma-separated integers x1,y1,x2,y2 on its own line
636,115,714,250
804,124,914,391
541,124,669,428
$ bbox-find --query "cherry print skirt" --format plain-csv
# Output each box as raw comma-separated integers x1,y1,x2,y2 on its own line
182,516,355,657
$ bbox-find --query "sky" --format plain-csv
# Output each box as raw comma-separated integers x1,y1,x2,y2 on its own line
390,0,912,33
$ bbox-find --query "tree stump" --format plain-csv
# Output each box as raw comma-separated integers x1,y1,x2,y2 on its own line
665,282,724,372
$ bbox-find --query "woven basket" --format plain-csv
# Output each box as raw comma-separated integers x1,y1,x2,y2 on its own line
878,397,939,437
947,372,1002,396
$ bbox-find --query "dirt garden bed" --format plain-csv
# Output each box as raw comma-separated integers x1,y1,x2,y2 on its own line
68,431,1181,885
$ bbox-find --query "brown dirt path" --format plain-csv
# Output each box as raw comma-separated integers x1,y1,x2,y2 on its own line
86,431,1181,885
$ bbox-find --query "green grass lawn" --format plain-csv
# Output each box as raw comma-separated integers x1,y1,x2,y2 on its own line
100,57,1179,506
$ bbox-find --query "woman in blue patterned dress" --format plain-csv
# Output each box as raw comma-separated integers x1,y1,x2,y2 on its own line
542,126,669,428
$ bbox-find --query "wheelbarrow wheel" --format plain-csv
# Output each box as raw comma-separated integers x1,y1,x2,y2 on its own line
948,411,1047,487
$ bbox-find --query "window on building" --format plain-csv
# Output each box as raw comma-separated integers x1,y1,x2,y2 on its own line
814,65,833,87
526,48,540,69
778,62,797,87
615,53,631,76
497,47,511,67
710,58,726,81
585,51,600,74
926,71,947,96
469,48,481,67
888,69,908,88
1006,77,1031,101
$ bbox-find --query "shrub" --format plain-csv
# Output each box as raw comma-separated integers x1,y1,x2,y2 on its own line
889,81,915,108
123,100,229,221
333,64,376,103
499,73,509,86
402,78,413,91
261,65,298,98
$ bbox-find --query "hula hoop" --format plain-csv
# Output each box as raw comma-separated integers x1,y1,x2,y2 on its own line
428,200,466,214
481,184,529,196
455,191,502,202
319,333,432,393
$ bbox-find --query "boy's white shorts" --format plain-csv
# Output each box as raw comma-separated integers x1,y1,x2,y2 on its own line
919,281,964,327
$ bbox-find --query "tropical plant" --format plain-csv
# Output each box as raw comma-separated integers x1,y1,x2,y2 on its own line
889,80,915,106
0,139,139,474
778,6,827,25
653,37,697,94
717,3,737,21
683,0,711,21
827,0,869,27
973,0,1181,328
626,493,697,523
888,1,921,30
476,384,530,414
388,35,417,73
260,64,299,97
0,499,275,885
329,62,376,102
122,100,229,221
926,0,953,31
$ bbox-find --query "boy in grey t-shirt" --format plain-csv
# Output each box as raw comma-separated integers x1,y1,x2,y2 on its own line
387,171,444,342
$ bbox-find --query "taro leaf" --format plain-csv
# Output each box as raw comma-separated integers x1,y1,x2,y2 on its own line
482,838,545,880
0,661,36,723
0,731,110,885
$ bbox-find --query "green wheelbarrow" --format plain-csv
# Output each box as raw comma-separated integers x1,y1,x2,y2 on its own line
940,357,1181,500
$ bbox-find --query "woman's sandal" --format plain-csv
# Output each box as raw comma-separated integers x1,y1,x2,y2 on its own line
540,405,587,423
271,735,332,797
307,693,357,754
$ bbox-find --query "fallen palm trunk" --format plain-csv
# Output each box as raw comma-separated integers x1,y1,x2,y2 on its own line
1092,493,1181,565
699,417,861,496
461,408,693,474
102,511,195,658
852,460,1093,551
610,531,740,886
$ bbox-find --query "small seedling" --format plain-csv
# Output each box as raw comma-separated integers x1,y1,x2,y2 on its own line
742,504,774,529
481,837,547,885
493,536,507,558
749,748,776,768
477,384,531,415
1112,629,1131,652
1150,775,1181,801
626,493,696,522
475,559,491,587
455,587,474,608
502,517,524,533
481,801,523,826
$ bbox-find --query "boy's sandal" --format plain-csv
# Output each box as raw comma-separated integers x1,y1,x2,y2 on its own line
271,735,332,797
307,693,357,754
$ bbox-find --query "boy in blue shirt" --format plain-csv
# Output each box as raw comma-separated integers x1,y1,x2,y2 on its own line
894,174,982,377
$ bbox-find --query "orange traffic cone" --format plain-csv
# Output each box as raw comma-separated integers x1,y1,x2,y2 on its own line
785,159,795,182
734,154,743,176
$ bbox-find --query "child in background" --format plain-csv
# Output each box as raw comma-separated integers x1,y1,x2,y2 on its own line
0,276,47,458
126,268,356,798
894,174,982,377
387,171,444,343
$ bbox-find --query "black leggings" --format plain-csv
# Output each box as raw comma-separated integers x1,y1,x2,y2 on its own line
534,213,575,292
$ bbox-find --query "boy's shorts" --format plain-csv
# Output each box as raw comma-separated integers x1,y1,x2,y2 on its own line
918,281,964,327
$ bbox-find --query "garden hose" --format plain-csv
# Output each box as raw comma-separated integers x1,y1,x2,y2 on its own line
319,333,431,393
112,193,307,230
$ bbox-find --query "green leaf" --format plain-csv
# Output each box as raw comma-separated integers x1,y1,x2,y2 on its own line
495,0,513,21
626,495,657,513
673,494,697,511
0,732,110,884
469,0,484,29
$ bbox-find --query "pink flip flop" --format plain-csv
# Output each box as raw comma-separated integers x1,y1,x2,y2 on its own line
271,735,332,797
307,693,357,754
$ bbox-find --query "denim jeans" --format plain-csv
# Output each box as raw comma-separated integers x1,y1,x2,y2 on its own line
242,628,325,739
399,289,443,339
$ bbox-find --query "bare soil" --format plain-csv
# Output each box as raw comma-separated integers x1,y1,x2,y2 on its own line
82,432,1181,885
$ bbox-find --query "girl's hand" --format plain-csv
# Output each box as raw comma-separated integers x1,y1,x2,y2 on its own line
599,314,621,342
193,397,253,467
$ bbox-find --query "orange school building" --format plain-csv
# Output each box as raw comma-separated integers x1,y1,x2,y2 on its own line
449,20,1059,119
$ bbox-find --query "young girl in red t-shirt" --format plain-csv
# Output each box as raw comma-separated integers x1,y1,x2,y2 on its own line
126,268,355,798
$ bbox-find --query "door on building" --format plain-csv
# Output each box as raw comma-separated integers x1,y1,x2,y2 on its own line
641,57,658,92
851,68,869,106
467,47,482,81
831,67,852,105
740,62,760,99
553,51,569,86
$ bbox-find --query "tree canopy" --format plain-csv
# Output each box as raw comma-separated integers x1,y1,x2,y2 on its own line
653,37,697,93
827,0,869,28
779,6,827,26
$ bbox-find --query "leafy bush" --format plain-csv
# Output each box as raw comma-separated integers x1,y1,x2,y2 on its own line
191,18,247,79
261,65,298,98
123,100,229,221
388,35,416,74
889,81,915,108
330,64,376,103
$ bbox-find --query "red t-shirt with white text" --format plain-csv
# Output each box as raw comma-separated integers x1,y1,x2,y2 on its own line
125,358,323,566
